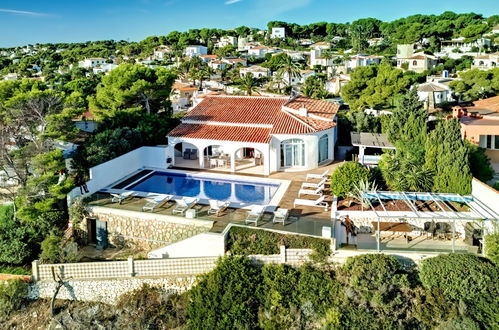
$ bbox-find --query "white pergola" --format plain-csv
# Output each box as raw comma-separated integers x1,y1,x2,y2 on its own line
360,191,499,252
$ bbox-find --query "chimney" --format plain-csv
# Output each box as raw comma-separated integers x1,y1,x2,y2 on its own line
299,107,308,117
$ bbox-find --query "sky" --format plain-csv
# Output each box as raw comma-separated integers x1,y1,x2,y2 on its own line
1,0,499,47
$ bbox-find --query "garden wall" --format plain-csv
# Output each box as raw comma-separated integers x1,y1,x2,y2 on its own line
84,206,213,250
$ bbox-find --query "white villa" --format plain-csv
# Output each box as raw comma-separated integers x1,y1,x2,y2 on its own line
440,37,491,53
184,45,208,57
79,57,107,69
167,95,339,176
239,65,270,78
472,53,499,70
417,82,455,110
270,27,286,39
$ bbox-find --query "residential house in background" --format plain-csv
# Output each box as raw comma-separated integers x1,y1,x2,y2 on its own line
248,46,278,58
3,73,18,81
281,69,315,86
240,65,270,78
396,44,437,73
492,25,499,34
440,37,491,53
326,74,351,95
216,36,238,48
73,111,99,133
417,82,455,111
270,27,286,39
309,42,331,51
167,95,339,175
472,53,498,70
79,57,107,69
199,54,219,63
171,82,199,113
367,37,384,47
208,60,227,71
153,45,172,60
344,54,383,72
452,95,499,172
184,45,208,57
222,57,247,67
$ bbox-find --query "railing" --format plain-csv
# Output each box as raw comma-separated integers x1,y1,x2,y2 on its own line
32,248,314,282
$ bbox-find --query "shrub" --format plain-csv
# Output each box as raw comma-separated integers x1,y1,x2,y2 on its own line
419,253,499,328
0,265,30,275
187,256,261,329
39,232,62,263
485,233,499,264
115,283,187,329
0,279,29,319
330,161,369,198
226,227,330,259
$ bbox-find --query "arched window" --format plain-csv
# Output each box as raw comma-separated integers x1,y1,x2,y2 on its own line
412,60,418,66
318,134,329,163
280,139,305,167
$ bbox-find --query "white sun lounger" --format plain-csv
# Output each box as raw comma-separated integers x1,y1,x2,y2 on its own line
293,195,329,211
298,185,325,197
172,197,198,215
301,177,327,189
245,205,266,226
142,194,173,212
273,208,289,224
111,191,135,204
208,200,229,217
306,169,329,181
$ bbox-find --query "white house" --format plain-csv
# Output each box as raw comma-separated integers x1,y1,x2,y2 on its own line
167,95,339,175
326,74,351,94
270,27,285,39
222,57,247,67
240,65,270,78
416,82,455,110
472,53,499,70
3,73,18,81
344,55,383,71
396,44,437,73
208,60,227,71
441,37,491,53
199,54,219,63
73,111,99,133
281,70,316,86
248,46,277,58
79,58,107,69
184,45,208,57
216,36,238,48
153,45,172,60
309,42,331,51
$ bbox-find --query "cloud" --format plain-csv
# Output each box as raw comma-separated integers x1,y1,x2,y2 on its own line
225,0,242,4
0,8,49,17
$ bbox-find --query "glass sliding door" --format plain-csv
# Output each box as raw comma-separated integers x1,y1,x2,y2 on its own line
280,139,305,168
318,134,328,163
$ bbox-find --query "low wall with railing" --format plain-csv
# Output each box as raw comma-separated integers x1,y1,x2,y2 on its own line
28,248,314,304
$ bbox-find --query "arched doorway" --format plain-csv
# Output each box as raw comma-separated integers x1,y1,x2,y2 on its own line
203,145,230,169
318,134,329,163
280,139,305,168
234,147,264,174
173,142,199,168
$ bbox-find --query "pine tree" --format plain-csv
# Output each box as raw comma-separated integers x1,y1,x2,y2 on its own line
424,119,472,194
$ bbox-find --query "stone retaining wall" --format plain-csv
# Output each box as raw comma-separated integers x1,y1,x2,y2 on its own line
28,276,196,305
84,207,213,250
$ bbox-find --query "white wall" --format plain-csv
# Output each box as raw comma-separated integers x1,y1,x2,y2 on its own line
70,146,169,199
471,178,499,217
148,232,225,258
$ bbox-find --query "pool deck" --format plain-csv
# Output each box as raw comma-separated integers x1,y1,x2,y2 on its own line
87,163,342,237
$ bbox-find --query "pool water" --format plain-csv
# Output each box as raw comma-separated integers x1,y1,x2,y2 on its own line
124,172,279,205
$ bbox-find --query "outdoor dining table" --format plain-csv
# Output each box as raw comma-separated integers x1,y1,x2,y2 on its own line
371,221,413,243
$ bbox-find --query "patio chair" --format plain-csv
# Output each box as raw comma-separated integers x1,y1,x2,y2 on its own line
424,221,436,239
273,208,289,224
111,191,135,204
293,195,329,211
209,158,218,168
142,194,173,212
306,169,329,181
245,205,266,226
172,197,198,215
436,222,451,240
183,149,191,159
189,149,198,160
208,200,229,217
298,185,325,197
301,177,327,189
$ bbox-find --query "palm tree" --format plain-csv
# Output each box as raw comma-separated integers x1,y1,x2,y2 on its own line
273,70,286,94
194,66,214,91
277,54,301,87
239,74,259,96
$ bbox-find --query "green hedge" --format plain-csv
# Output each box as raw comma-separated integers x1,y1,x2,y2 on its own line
0,265,30,275
226,227,330,260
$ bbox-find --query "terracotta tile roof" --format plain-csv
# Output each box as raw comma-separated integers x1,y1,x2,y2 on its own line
200,55,218,59
466,95,499,112
168,95,339,142
169,123,272,143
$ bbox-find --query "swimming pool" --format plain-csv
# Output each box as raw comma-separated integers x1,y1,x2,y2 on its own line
118,171,280,206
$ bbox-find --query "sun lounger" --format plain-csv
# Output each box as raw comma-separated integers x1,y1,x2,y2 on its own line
298,185,325,197
111,191,135,204
301,177,327,189
172,197,198,215
183,149,191,159
142,194,173,212
293,195,329,211
273,208,289,224
245,205,266,226
208,200,229,217
306,169,329,181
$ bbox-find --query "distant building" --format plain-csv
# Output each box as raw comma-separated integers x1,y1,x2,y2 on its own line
239,65,270,78
199,54,219,63
270,27,285,39
326,74,351,95
73,111,99,133
440,37,491,53
472,53,499,70
416,82,455,111
3,73,18,81
493,25,499,34
309,42,331,51
216,36,238,48
248,46,278,58
79,58,107,69
344,54,383,72
396,44,437,73
153,45,172,60
184,45,208,57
